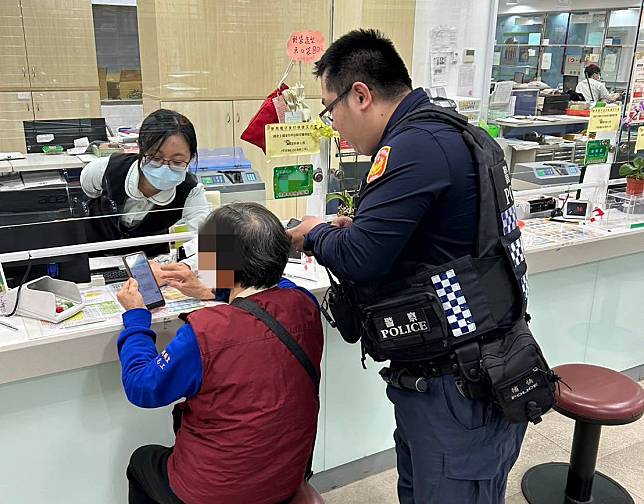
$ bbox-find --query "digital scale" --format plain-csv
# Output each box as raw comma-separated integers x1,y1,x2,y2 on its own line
512,161,582,189
192,148,266,205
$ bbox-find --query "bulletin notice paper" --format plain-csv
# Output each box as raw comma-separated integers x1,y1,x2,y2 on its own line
265,123,320,159
588,106,622,133
635,126,644,152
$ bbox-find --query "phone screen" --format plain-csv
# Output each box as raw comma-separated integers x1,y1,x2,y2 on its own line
123,253,165,308
285,218,302,261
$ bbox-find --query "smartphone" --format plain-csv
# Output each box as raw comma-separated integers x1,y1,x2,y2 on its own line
122,252,166,309
285,218,302,262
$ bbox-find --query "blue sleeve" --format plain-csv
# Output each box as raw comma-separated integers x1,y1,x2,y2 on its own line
117,308,203,408
278,277,319,309
304,129,451,282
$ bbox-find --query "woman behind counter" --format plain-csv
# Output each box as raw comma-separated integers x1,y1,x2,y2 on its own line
80,109,209,275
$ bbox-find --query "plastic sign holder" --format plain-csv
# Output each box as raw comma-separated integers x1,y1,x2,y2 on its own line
3,276,84,323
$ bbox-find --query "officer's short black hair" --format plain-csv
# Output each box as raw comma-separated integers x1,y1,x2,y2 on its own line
584,64,601,78
138,109,198,163
199,203,290,289
314,29,412,100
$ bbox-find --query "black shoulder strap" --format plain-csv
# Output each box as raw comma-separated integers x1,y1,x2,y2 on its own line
231,297,320,393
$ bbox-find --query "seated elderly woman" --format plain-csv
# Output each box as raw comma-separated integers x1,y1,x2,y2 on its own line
116,202,323,504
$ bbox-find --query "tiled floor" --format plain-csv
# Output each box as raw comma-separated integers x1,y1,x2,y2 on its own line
322,380,644,504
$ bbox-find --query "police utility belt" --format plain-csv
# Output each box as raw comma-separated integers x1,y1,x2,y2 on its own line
322,261,557,425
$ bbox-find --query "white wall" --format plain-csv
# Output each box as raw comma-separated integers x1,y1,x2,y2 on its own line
499,0,639,14
411,0,499,106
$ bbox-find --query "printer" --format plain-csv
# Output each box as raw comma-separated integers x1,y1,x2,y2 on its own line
192,148,265,205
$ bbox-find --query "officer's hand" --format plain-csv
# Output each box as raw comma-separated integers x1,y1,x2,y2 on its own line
150,260,189,286
161,265,213,300
332,216,353,228
117,278,146,311
286,216,324,253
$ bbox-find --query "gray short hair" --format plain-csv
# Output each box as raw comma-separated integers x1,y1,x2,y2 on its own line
199,203,290,288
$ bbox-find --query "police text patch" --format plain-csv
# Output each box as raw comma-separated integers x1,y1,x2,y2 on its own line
372,308,431,342
367,146,391,183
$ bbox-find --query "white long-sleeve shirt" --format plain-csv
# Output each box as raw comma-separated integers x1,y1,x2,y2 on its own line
576,78,611,102
80,156,210,270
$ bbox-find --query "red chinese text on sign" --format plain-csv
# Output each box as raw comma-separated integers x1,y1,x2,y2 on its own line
287,30,325,63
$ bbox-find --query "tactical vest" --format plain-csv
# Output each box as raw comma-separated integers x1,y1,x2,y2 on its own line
345,106,528,364
85,153,197,256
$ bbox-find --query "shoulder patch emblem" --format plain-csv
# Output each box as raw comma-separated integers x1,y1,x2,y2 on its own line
367,146,391,184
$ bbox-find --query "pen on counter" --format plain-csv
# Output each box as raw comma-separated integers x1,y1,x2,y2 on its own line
0,319,19,331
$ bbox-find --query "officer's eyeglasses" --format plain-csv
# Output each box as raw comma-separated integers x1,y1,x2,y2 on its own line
143,155,190,172
319,85,353,126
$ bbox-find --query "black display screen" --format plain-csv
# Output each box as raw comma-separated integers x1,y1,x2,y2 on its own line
566,201,588,217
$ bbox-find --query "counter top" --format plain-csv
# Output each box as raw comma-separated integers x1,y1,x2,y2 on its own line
0,283,216,385
285,220,644,293
0,153,98,173
492,115,589,128
1,218,642,386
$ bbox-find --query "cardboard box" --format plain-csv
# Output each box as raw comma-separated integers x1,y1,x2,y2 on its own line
98,67,108,100
106,71,121,100
119,69,142,99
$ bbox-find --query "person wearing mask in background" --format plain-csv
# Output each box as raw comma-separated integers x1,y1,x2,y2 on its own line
576,64,621,103
116,202,323,504
80,109,210,279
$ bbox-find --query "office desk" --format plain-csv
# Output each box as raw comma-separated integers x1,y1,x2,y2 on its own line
492,115,589,138
0,222,643,502
7,153,87,172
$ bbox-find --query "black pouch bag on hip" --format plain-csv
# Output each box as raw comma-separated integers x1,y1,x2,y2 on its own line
322,269,362,344
480,318,557,424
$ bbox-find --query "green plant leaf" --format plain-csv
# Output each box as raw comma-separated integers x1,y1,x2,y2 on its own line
326,193,352,207
619,163,637,176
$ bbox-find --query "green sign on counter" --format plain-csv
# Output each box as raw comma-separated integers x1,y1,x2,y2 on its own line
273,164,314,199
583,139,610,166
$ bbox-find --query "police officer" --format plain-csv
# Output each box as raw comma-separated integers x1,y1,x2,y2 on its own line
288,29,527,503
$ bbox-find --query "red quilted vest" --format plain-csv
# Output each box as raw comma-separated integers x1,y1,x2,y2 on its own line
167,288,323,504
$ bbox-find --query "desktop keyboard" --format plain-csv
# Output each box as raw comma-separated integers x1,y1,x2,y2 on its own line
100,269,130,284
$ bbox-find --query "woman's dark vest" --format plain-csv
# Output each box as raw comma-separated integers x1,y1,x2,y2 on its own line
85,153,197,256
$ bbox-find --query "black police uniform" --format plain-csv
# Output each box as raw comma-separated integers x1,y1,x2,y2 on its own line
304,88,527,503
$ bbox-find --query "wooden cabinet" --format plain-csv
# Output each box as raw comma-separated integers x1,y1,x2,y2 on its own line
142,95,161,117
0,1,30,90
0,91,34,153
20,0,99,90
32,91,100,120
138,0,332,100
333,0,416,69
160,100,234,150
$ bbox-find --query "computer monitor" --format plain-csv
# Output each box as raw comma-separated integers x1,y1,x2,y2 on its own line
23,118,108,153
512,89,539,116
0,219,90,288
563,75,579,93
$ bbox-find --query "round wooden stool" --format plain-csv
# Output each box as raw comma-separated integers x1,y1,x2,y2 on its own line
521,364,644,504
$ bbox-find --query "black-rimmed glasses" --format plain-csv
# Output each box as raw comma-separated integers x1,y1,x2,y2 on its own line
143,156,190,172
318,85,353,126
